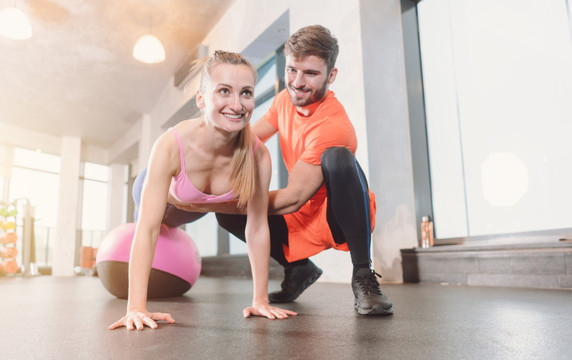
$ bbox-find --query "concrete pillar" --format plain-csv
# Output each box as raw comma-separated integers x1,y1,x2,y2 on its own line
360,0,419,282
106,163,125,232
52,136,81,276
136,114,153,175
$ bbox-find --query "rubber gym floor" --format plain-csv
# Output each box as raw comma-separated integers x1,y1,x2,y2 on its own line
2,275,572,360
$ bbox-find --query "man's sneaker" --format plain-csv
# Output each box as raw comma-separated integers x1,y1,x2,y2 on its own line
269,260,323,303
352,268,394,316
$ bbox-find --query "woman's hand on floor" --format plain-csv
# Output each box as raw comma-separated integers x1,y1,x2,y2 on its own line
243,303,298,320
109,310,175,330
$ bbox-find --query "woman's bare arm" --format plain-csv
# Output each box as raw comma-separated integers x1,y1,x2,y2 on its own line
109,133,178,330
241,143,297,319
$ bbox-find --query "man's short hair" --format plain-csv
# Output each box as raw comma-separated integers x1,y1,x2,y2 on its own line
284,25,339,72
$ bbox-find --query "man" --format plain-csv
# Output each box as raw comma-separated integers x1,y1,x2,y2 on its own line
178,25,393,316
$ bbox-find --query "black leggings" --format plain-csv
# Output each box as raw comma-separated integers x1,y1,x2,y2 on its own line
216,147,372,268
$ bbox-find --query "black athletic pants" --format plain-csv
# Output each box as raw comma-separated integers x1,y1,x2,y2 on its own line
216,147,373,268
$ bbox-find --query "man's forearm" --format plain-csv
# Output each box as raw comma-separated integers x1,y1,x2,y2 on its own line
268,189,303,215
266,159,324,216
172,188,307,216
170,200,246,215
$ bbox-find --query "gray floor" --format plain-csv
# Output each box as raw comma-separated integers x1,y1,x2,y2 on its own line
2,275,572,360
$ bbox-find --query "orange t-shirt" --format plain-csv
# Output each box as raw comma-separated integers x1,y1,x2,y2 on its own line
263,90,376,262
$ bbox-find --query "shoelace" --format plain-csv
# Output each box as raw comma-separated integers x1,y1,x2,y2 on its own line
356,270,383,295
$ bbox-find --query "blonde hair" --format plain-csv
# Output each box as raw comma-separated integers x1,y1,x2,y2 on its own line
192,50,258,208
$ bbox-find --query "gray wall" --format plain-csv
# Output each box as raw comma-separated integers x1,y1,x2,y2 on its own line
360,0,419,282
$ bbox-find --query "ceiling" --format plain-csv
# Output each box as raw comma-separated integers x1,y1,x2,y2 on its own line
0,0,235,150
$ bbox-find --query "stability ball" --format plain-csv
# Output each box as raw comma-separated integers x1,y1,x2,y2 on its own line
96,223,201,299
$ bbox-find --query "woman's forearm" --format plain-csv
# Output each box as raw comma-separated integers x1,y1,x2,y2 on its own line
245,224,271,304
126,227,159,310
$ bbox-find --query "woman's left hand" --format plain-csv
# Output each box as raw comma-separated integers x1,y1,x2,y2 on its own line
243,303,298,320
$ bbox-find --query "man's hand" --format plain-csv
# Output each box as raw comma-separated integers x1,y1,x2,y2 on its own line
243,303,298,320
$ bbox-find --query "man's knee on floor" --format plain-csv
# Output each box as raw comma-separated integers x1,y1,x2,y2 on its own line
321,147,355,176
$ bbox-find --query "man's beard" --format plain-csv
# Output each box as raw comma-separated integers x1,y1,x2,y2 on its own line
288,78,328,107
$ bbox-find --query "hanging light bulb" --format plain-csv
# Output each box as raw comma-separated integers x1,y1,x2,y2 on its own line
133,34,165,64
0,6,32,40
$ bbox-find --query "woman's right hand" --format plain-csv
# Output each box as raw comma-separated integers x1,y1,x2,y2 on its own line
108,309,175,331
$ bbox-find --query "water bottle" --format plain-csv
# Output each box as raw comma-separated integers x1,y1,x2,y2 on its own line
421,216,434,248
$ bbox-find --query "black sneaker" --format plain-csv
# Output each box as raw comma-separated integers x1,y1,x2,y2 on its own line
269,260,323,303
352,268,394,316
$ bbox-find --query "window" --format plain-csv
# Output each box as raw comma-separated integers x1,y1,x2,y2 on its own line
9,148,60,267
10,148,60,227
418,0,572,239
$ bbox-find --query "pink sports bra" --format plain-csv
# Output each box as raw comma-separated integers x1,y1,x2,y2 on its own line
168,128,259,204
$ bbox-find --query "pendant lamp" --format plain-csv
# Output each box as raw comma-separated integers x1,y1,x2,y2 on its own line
133,34,165,64
0,6,32,40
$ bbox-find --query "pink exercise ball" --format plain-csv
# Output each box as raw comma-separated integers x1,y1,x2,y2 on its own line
96,223,201,299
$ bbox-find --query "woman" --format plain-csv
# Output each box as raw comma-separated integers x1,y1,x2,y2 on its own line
110,51,296,331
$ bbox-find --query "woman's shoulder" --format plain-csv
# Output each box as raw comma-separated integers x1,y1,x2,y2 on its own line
150,131,179,164
152,119,198,158
162,118,202,146
146,131,182,178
